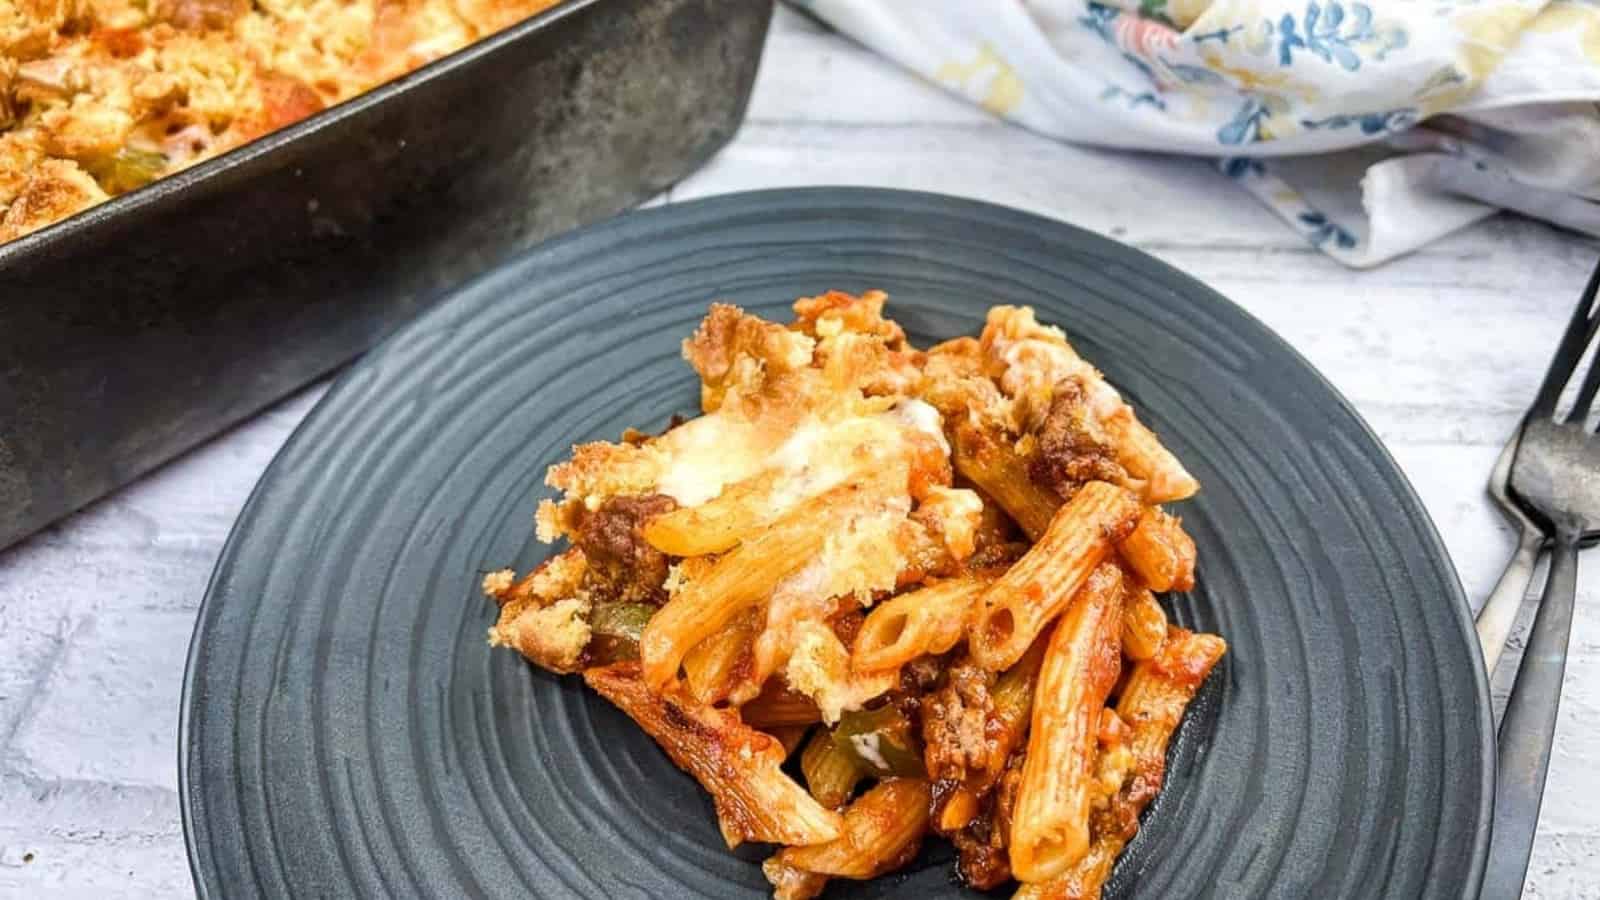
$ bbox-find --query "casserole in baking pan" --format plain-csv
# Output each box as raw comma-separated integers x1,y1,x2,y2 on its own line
1,0,574,242
0,0,773,549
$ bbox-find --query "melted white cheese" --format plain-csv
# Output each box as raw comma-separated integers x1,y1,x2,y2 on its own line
653,414,764,506
654,401,947,512
999,340,1122,418
888,397,949,455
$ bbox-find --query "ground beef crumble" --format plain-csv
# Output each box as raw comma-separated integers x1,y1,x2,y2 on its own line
947,745,1028,889
1027,377,1127,497
572,493,678,603
922,660,997,783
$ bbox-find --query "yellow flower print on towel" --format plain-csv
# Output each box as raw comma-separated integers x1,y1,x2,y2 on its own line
1198,49,1325,104
1084,0,1215,28
935,42,1024,115
1454,1,1546,80
1528,0,1600,64
1407,0,1545,112
1166,0,1216,29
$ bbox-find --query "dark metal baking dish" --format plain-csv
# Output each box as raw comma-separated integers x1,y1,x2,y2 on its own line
0,0,772,550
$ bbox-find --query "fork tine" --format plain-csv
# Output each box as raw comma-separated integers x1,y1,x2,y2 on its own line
1568,338,1600,427
1532,257,1600,417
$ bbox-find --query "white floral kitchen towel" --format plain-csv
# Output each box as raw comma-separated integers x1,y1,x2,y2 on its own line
794,0,1600,266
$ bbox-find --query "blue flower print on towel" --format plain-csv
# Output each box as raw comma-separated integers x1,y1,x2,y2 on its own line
1219,157,1267,178
1218,97,1272,144
1122,51,1158,81
1270,2,1409,70
1301,107,1419,134
1191,26,1245,45
1079,2,1120,42
1298,211,1358,249
1168,63,1228,86
1101,85,1167,109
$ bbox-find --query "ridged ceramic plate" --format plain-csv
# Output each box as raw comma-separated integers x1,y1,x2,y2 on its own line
180,188,1493,899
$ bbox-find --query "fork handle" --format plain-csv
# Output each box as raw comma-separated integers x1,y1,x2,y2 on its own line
1476,527,1544,674
1483,534,1581,900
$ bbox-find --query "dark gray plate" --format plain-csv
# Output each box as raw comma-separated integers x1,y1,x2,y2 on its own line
180,188,1493,899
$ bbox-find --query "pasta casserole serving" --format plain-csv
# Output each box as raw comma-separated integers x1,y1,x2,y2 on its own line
481,290,1227,899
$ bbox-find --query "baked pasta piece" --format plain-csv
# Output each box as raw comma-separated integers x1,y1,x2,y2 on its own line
481,290,1226,898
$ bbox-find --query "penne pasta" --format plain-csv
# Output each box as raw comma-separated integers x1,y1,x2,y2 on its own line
1117,506,1197,593
768,724,812,758
682,607,762,705
1014,628,1226,900
743,680,825,728
975,305,1197,506
800,728,866,809
583,662,842,849
971,484,1026,551
1009,563,1124,883
768,778,932,879
992,632,1049,733
764,860,830,900
1119,581,1168,662
1102,411,1198,505
1010,838,1117,900
852,572,997,672
952,422,1062,542
936,785,981,832
642,468,786,556
1119,628,1228,744
970,482,1140,671
640,484,867,690
985,632,1049,775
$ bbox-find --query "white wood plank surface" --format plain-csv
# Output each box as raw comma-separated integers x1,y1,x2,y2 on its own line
2,6,1597,897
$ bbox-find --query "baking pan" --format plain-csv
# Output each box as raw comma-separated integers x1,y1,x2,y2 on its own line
0,0,771,550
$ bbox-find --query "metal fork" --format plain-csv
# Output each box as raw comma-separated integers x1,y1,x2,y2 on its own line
1476,428,1545,675
1481,258,1600,899
1477,428,1599,675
